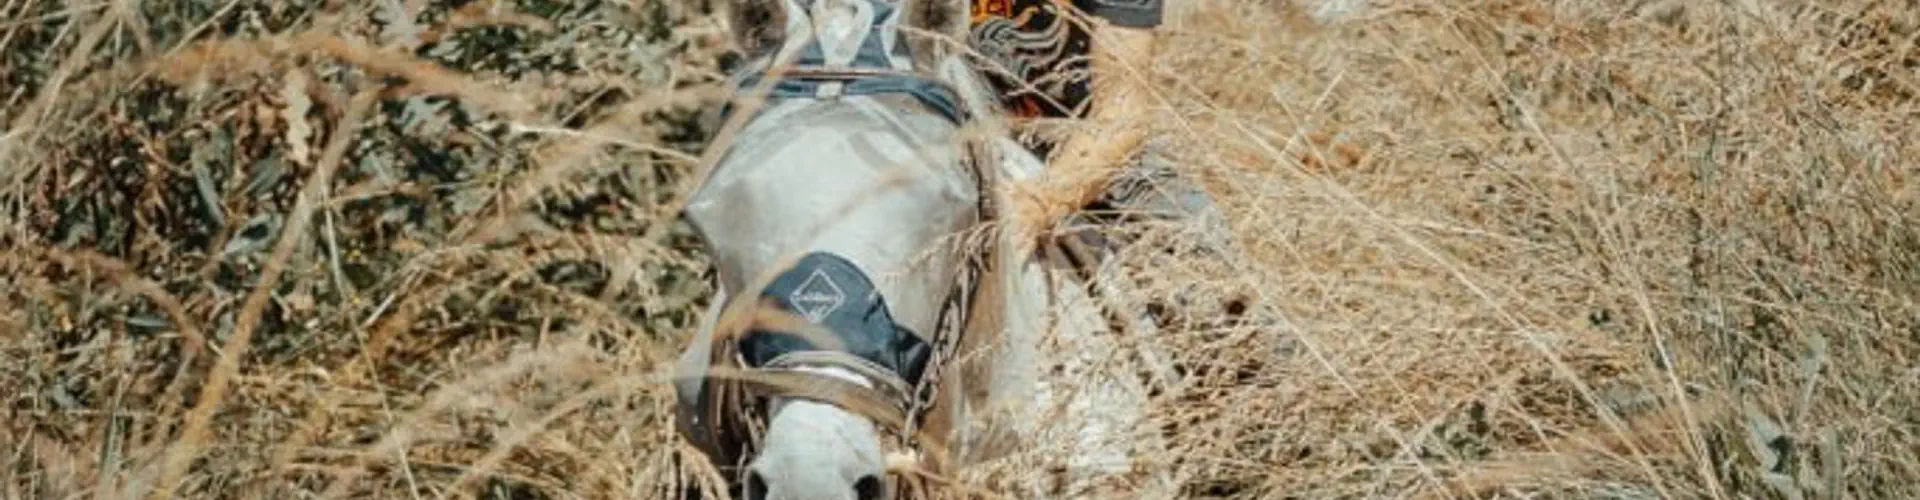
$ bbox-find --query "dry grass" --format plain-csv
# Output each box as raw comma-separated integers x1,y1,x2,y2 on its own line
3,0,1918,499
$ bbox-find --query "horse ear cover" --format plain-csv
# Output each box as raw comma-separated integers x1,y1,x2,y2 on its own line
908,0,970,59
724,0,787,56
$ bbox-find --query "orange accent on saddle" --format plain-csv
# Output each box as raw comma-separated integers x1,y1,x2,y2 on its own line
971,0,1087,120
972,0,1014,21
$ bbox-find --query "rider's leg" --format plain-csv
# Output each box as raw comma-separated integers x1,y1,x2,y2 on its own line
968,0,1167,242
1033,10,1160,227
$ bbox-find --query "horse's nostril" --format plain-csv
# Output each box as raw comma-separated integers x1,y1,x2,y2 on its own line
853,474,885,500
745,470,770,500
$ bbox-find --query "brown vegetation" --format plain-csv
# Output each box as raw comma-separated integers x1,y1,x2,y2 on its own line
3,0,1917,498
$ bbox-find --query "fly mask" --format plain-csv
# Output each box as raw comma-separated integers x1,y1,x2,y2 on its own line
672,0,1007,498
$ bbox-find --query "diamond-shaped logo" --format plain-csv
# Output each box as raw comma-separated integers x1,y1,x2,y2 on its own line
788,268,846,324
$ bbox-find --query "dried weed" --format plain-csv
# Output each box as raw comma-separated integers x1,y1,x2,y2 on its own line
4,0,1919,499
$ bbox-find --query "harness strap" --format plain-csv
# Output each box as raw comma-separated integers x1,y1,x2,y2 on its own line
726,66,973,125
763,350,916,418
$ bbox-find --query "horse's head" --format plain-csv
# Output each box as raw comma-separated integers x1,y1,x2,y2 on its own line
685,4,995,498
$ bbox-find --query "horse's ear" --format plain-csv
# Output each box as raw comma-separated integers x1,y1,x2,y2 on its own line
722,0,789,56
908,0,968,38
905,0,970,59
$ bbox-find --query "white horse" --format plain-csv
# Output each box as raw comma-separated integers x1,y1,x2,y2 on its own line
670,0,1181,497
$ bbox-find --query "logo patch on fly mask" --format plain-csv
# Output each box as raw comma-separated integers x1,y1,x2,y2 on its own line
788,267,847,323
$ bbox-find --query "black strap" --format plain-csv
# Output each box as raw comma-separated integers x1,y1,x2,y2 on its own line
1074,0,1165,28
724,70,971,125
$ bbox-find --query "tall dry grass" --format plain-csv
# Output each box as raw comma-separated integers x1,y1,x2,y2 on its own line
1105,0,1919,497
3,0,1917,499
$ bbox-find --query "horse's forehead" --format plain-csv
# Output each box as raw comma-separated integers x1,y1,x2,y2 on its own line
776,0,911,68
788,0,903,36
810,0,889,27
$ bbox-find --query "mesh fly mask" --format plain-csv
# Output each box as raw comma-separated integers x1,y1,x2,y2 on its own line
677,0,997,496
